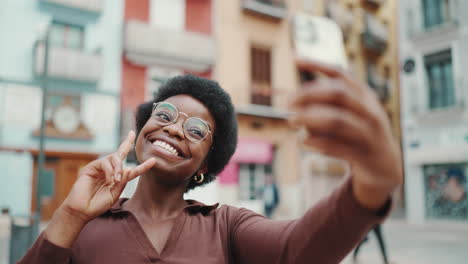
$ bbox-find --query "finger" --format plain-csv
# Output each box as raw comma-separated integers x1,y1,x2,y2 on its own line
110,168,132,199
78,159,101,178
100,159,115,184
290,82,376,123
127,158,157,182
117,130,136,161
111,154,122,182
296,58,367,93
121,168,131,183
290,105,372,148
296,58,351,80
303,134,358,162
114,168,131,190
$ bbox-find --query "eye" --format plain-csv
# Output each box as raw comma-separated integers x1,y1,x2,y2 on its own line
188,128,204,138
155,111,171,122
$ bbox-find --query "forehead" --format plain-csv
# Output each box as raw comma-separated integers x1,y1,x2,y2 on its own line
163,95,216,129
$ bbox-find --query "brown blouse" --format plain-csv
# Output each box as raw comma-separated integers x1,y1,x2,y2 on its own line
18,177,389,264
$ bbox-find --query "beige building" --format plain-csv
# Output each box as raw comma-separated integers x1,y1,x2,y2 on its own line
210,0,402,218
213,0,311,218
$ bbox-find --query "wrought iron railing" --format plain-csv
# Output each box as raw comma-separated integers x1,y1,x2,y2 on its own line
361,12,388,54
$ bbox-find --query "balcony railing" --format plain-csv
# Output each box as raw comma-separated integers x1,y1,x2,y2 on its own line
251,83,272,106
325,1,354,39
35,44,102,82
363,0,384,7
367,66,389,102
41,0,103,13
361,13,388,55
407,0,459,39
241,0,287,20
124,20,215,72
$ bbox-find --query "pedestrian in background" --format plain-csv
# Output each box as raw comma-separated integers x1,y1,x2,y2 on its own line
353,223,389,264
263,174,279,218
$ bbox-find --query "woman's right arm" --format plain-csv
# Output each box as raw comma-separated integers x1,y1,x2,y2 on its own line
18,131,156,263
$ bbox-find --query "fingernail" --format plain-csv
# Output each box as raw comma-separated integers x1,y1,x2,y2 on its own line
116,173,121,182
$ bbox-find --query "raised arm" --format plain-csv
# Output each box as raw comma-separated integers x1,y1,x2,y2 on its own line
291,59,402,211
232,177,390,264
232,59,402,264
18,131,156,264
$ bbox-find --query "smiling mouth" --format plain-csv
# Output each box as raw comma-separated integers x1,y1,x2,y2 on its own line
147,138,186,158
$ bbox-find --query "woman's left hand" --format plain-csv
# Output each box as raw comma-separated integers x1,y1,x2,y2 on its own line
290,60,403,210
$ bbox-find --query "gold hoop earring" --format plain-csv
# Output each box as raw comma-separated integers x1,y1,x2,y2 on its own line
194,173,204,184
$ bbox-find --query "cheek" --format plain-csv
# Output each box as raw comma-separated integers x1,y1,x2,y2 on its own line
135,122,152,153
191,142,213,162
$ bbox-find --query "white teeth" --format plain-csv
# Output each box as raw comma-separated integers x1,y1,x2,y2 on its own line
153,140,179,156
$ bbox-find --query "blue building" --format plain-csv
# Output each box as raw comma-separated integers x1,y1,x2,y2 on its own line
0,0,123,220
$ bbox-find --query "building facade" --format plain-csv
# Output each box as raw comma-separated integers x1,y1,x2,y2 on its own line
399,0,468,223
0,0,123,220
213,0,321,218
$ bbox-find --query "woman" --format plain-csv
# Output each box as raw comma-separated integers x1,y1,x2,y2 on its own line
19,61,402,264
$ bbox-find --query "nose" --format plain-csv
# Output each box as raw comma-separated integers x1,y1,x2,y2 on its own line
162,119,185,140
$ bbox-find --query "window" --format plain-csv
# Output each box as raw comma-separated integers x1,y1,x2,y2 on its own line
49,22,84,50
424,50,455,109
150,0,185,31
239,164,273,201
422,0,452,28
250,46,272,106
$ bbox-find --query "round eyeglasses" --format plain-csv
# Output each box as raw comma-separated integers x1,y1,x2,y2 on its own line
151,102,212,143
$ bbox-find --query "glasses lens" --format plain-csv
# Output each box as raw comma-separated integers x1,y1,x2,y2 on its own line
184,118,209,142
153,102,178,124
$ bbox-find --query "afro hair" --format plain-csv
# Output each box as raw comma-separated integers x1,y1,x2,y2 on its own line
135,74,238,191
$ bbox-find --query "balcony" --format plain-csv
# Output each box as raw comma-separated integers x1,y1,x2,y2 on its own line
241,0,287,20
40,0,103,13
124,20,215,72
35,44,102,83
251,83,272,106
362,0,384,8
367,66,389,102
361,13,388,55
325,1,354,39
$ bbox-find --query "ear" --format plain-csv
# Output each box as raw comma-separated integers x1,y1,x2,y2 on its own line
199,163,208,175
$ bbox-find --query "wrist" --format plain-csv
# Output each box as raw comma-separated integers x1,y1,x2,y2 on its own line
55,205,89,227
44,206,88,248
352,180,394,211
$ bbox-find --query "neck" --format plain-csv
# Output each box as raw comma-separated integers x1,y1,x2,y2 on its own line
125,174,189,220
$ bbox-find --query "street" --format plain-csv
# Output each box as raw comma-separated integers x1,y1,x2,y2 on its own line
342,219,468,264
2,217,468,264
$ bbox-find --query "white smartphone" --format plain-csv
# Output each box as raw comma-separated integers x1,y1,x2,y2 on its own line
291,13,348,81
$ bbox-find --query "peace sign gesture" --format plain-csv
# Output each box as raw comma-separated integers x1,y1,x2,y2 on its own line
61,131,157,222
